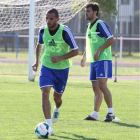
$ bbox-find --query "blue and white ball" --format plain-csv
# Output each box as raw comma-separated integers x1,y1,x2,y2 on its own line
35,122,52,139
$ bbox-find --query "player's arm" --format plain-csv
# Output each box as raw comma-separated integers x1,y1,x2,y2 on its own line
51,27,78,63
97,37,114,52
32,27,44,71
32,44,42,72
94,37,114,62
80,50,86,67
51,49,78,63
35,44,42,65
80,23,88,67
94,22,115,61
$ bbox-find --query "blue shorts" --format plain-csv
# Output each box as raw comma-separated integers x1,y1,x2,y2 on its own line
90,60,112,81
39,65,69,94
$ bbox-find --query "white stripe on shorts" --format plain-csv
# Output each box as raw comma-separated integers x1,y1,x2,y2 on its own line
104,61,108,78
40,85,53,88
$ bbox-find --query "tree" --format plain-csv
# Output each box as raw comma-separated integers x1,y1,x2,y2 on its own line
94,0,116,17
81,0,116,19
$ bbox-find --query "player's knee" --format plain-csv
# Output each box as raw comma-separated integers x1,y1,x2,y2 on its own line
92,85,98,92
53,96,61,104
42,90,49,100
98,82,106,91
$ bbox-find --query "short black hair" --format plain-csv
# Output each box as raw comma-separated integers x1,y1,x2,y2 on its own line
46,8,59,18
85,2,99,16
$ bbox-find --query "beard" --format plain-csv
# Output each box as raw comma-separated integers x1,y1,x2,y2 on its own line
85,16,93,21
85,14,94,21
47,22,57,29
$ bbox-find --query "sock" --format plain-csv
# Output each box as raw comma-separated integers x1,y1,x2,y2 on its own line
108,108,114,114
46,119,52,128
91,111,98,117
55,106,60,112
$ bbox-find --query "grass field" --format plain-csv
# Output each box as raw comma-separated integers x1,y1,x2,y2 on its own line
0,52,139,76
0,51,140,62
0,76,139,140
0,63,139,76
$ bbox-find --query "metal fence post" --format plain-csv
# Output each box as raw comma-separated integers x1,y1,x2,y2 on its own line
16,34,19,59
120,36,123,62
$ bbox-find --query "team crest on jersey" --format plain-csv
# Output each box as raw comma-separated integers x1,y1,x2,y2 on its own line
88,33,91,38
48,39,57,46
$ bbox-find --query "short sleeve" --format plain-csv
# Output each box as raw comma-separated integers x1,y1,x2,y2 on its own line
38,26,45,44
63,26,78,50
98,21,113,39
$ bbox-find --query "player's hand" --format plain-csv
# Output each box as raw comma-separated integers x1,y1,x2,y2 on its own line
80,58,85,67
32,63,38,72
51,56,60,63
94,50,100,61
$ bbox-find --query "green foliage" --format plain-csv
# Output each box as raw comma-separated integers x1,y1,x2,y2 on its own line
134,9,140,16
80,0,116,19
93,0,116,15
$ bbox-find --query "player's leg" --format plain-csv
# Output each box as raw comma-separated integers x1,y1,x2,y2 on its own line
92,81,102,113
53,91,63,108
40,86,54,135
96,60,115,122
97,78,112,108
97,78,115,121
52,91,63,123
39,65,54,128
51,68,69,123
41,86,51,119
84,62,102,121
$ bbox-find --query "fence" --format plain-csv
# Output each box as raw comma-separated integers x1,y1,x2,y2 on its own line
0,34,139,61
74,36,140,62
0,34,19,58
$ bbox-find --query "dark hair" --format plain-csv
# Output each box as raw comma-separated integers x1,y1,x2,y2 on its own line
47,8,59,18
85,2,99,16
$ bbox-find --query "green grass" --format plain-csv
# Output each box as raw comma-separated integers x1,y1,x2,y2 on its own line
0,76,139,140
0,51,30,59
0,63,139,76
0,51,139,76
0,51,140,62
72,52,140,63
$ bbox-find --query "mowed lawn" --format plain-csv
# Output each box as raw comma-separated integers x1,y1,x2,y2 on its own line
0,63,139,76
0,76,139,140
0,52,139,76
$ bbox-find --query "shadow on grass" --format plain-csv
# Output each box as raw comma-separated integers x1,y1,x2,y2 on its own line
49,138,58,140
3,81,33,85
68,83,91,89
53,132,99,140
3,81,23,84
112,121,140,129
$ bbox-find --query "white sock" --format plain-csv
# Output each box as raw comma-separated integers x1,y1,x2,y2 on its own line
91,111,98,117
108,108,114,114
55,106,60,112
46,119,52,128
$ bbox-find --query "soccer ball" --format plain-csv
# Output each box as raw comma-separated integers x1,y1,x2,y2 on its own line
35,122,52,139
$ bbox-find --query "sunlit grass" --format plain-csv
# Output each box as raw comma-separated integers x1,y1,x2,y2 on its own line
0,51,140,62
0,76,139,140
0,63,139,76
